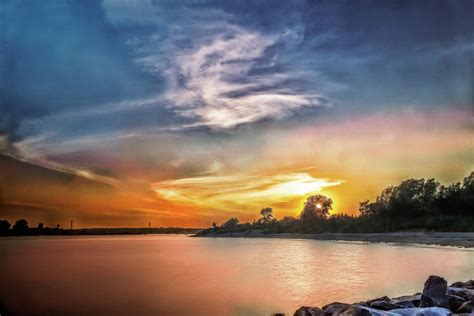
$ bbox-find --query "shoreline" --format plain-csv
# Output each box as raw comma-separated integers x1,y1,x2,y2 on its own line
294,276,474,315
194,232,474,248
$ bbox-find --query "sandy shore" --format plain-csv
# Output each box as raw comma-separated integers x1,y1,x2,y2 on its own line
196,232,474,248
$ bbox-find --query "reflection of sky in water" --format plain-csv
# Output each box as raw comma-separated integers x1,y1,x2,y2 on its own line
1,236,473,316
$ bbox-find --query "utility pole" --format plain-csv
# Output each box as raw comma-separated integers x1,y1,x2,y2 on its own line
70,220,73,230
148,221,151,229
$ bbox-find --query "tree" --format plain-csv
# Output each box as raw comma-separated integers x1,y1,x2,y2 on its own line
212,222,218,230
37,223,44,229
301,194,333,220
222,217,239,229
258,207,275,225
359,199,374,217
12,219,29,235
0,220,11,235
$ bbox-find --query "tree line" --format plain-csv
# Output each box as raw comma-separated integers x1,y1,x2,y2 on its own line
0,219,200,236
197,172,474,235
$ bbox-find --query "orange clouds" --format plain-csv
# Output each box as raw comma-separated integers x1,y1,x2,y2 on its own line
1,107,472,227
151,172,343,215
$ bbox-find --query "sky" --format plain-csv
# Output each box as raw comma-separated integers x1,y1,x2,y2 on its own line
0,0,473,228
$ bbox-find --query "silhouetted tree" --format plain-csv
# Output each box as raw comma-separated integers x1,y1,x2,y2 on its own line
222,217,239,229
258,207,275,225
12,219,29,235
359,200,374,217
0,220,11,235
301,195,332,220
299,195,333,232
37,223,44,229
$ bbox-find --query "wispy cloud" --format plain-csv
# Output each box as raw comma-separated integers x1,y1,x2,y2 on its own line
151,171,343,210
163,25,326,129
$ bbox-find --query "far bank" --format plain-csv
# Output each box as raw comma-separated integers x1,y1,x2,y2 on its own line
193,232,474,248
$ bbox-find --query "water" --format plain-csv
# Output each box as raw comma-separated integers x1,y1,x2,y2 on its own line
0,235,472,315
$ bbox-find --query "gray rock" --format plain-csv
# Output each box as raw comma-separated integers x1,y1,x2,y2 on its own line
389,307,452,316
367,297,391,305
354,305,395,316
455,301,472,314
392,301,416,309
447,287,474,302
391,294,422,307
322,302,352,315
450,280,474,290
369,300,405,311
420,276,449,308
447,294,466,312
294,306,323,316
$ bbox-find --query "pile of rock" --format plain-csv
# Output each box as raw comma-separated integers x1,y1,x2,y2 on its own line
294,276,473,316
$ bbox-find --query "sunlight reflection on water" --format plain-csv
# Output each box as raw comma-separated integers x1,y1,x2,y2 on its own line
0,235,473,315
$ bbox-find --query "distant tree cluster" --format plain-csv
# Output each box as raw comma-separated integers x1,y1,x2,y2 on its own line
0,219,201,236
197,172,474,235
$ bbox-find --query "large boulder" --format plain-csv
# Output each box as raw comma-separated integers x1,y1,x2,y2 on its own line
420,276,448,308
294,306,323,316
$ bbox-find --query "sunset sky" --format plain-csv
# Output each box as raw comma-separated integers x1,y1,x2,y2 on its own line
1,0,473,228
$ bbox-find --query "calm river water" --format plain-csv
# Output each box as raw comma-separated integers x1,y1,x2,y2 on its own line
0,235,473,315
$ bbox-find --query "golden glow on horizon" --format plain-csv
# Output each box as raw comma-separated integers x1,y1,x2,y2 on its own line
151,172,343,212
2,107,472,227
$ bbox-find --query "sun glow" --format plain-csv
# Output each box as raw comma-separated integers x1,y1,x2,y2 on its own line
152,172,343,211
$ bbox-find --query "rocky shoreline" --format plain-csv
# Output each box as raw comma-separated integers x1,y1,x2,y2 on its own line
293,276,473,316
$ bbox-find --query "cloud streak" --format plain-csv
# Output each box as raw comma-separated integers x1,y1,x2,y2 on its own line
152,171,343,211
164,25,326,128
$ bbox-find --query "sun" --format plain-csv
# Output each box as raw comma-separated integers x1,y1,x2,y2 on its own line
316,203,322,209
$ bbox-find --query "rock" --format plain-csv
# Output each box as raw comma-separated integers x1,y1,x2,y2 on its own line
293,278,473,316
448,287,474,302
447,294,466,312
420,276,449,308
389,307,452,316
450,280,474,290
391,294,422,307
294,306,323,316
455,301,472,313
322,302,352,315
392,301,416,309
369,300,404,311
366,297,391,305
353,305,394,316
